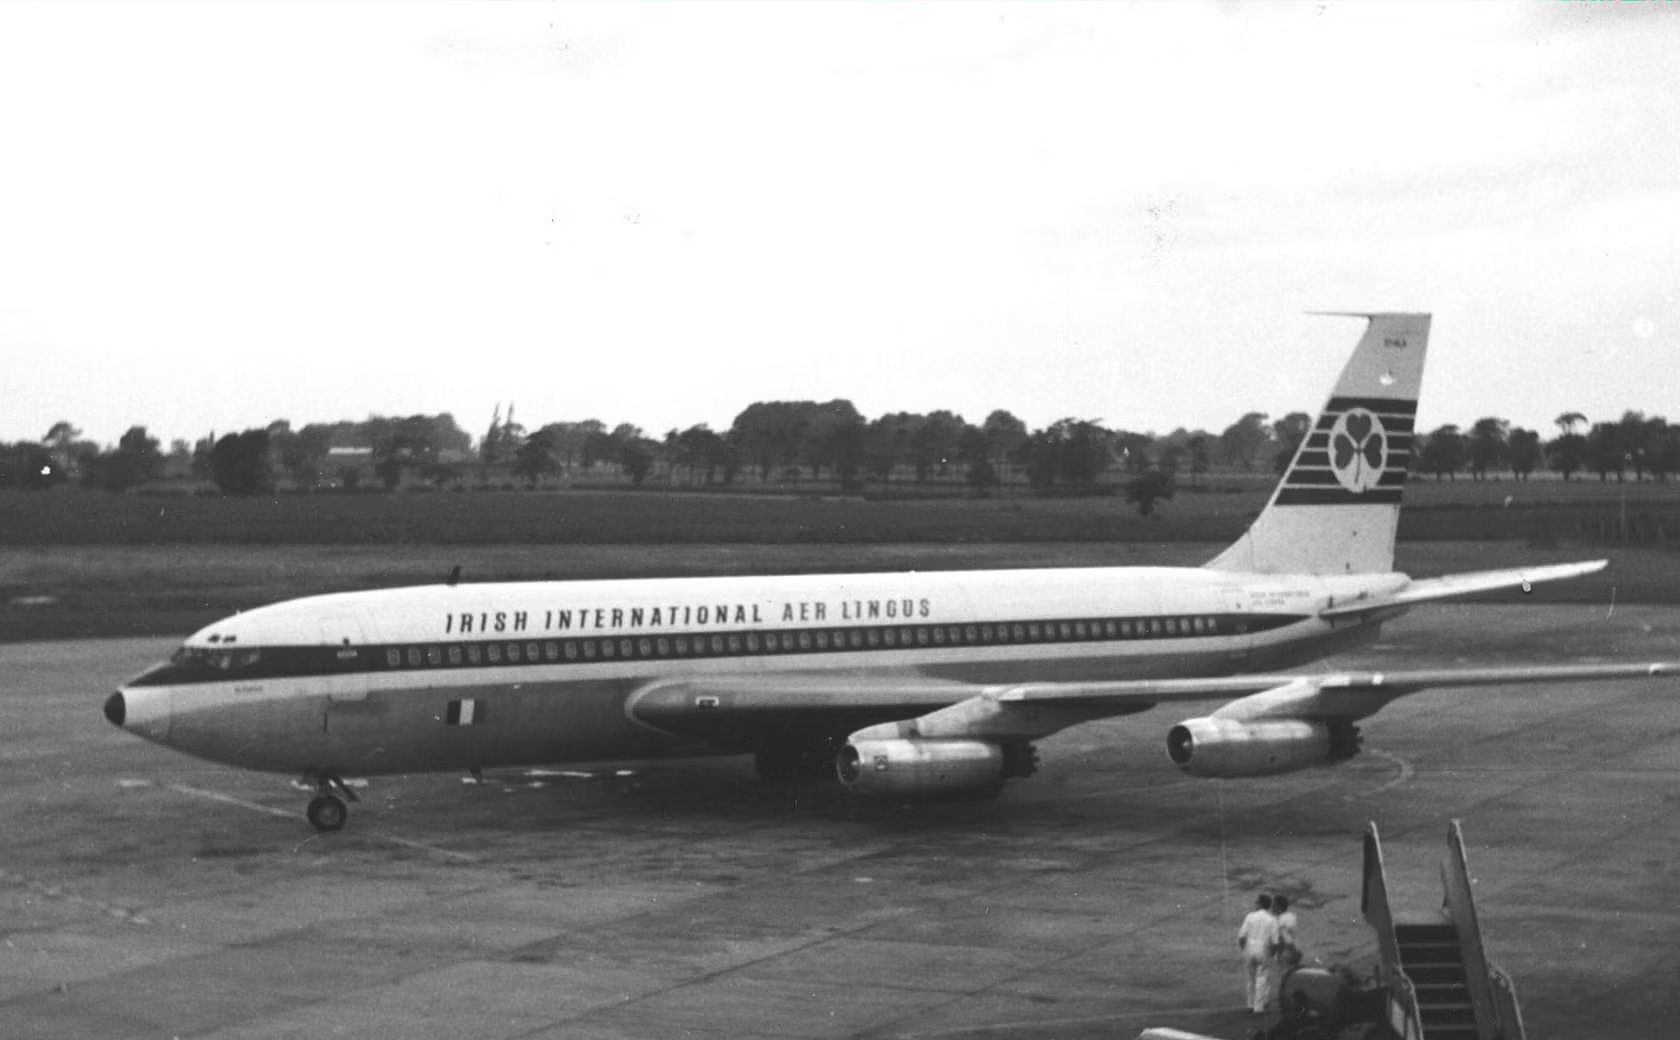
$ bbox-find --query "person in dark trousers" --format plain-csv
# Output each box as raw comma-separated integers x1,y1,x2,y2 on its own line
1270,893,1302,1010
1273,895,1300,963
1238,893,1279,1014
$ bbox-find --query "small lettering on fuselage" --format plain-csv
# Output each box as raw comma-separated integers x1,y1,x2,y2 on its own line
443,598,933,637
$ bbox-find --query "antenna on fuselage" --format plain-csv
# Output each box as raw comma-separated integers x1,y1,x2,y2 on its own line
447,565,461,587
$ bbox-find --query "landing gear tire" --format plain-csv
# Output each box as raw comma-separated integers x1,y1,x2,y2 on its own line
307,794,347,832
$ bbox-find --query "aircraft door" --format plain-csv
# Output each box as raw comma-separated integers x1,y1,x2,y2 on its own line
1220,587,1253,668
319,615,370,702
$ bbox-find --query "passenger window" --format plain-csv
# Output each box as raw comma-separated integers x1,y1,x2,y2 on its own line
882,629,896,647
487,644,502,663
849,630,864,649
797,631,812,650
746,633,760,652
564,642,579,661
1027,623,1041,641
406,647,421,667
507,644,522,663
712,635,726,654
387,648,401,667
657,638,670,656
527,642,540,661
447,646,463,665
727,635,742,653
426,646,442,666
1165,619,1178,635
544,642,559,661
639,638,653,657
467,644,482,664
582,641,597,659
1150,619,1162,635
674,637,689,656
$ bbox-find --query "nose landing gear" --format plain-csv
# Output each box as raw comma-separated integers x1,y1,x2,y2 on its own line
304,773,360,832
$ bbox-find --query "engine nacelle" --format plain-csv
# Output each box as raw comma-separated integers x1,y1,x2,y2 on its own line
1165,717,1361,778
837,738,1024,797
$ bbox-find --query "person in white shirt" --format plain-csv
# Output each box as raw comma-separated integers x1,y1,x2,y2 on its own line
1237,893,1280,1014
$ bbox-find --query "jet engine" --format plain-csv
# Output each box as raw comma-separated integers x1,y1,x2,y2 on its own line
1165,717,1361,778
836,738,1036,797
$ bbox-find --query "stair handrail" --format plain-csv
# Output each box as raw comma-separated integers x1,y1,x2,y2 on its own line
1490,965,1527,1040
1362,822,1425,1040
1441,820,1516,1039
1387,974,1426,1040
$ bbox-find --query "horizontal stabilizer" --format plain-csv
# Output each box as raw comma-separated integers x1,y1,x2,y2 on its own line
1318,560,1607,620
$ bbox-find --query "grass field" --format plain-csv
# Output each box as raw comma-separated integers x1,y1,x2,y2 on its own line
2,477,1676,545
1,481,1675,641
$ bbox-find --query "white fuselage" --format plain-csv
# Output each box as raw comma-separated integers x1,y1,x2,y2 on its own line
114,565,1407,777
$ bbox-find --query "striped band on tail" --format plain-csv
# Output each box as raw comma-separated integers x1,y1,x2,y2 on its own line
1274,396,1416,506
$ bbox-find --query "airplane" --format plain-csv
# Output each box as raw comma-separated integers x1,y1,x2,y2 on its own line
104,313,1677,832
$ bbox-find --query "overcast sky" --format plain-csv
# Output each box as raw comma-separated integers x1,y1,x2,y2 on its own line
2,1,1676,450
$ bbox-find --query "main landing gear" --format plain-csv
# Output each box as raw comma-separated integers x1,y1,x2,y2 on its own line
304,773,360,832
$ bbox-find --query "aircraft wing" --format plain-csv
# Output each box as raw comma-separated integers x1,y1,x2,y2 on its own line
1318,560,1607,621
629,659,1679,745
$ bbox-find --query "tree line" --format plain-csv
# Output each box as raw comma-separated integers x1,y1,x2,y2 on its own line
1411,412,1680,484
4,403,1678,507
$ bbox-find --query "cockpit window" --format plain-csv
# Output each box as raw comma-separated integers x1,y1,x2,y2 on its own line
171,645,261,671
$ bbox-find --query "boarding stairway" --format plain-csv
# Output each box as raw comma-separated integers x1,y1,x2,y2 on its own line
1362,821,1526,1040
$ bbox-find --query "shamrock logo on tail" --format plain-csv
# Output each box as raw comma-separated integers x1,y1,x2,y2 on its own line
1329,408,1386,493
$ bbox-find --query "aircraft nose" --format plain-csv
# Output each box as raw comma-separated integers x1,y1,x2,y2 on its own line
107,684,172,741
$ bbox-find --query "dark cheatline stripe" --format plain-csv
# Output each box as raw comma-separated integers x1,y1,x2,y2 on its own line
1296,447,1412,468
1324,396,1419,415
1282,468,1409,488
1313,414,1416,434
1304,431,1414,452
126,611,1313,687
1275,487,1405,505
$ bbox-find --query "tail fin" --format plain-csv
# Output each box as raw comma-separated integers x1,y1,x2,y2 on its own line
1205,313,1430,575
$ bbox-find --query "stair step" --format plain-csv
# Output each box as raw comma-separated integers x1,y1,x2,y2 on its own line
1399,949,1465,966
1399,940,1464,954
1397,961,1464,981
1394,922,1456,940
1399,942,1463,955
